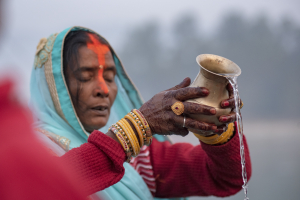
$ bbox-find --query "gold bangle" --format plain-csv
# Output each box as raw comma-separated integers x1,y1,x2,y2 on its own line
132,109,152,145
116,121,138,156
109,126,132,162
129,112,147,141
121,118,140,148
218,123,234,144
132,109,152,137
112,124,133,153
193,123,234,145
119,119,140,156
129,112,147,142
125,114,144,147
121,119,140,156
109,126,130,152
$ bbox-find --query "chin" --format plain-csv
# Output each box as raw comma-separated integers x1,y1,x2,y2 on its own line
85,119,108,132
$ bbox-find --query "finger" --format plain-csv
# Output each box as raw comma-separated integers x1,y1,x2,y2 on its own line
226,83,234,98
221,98,243,109
176,127,189,137
174,87,209,101
220,97,236,108
163,115,189,136
166,77,191,91
214,124,227,135
184,117,217,132
219,112,236,123
183,102,216,115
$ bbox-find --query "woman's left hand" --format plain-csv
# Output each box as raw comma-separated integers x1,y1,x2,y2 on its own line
218,83,241,124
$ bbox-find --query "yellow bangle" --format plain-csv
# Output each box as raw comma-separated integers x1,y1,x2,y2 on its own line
121,119,140,156
120,119,140,156
109,126,132,162
116,121,137,156
125,114,144,147
132,109,152,145
112,124,133,153
194,123,235,145
109,126,130,152
132,109,152,136
129,112,147,142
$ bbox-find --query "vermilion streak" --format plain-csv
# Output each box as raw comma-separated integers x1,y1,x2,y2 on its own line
87,33,110,94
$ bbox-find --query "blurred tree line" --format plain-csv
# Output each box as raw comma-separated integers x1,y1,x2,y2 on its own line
118,11,300,120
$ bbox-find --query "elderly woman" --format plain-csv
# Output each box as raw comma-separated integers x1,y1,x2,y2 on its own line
30,26,251,200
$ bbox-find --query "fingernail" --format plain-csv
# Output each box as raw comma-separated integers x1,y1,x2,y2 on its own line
201,88,209,95
210,108,216,115
220,116,228,122
222,101,229,107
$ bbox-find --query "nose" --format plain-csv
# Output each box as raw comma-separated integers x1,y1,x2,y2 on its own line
94,88,109,97
93,75,109,98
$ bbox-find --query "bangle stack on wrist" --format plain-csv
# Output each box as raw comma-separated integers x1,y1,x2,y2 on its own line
109,109,152,162
193,122,235,145
132,109,152,146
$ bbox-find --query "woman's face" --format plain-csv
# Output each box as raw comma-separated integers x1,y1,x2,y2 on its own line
65,42,118,133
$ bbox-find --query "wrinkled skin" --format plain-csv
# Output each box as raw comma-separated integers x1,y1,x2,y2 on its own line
65,46,118,133
139,77,238,137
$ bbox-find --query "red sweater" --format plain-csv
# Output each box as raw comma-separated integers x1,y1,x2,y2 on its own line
0,81,87,200
62,129,251,198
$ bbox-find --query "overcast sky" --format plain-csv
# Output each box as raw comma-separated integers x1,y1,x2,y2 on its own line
0,0,299,101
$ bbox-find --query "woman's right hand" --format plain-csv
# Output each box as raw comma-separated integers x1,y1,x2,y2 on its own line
139,77,225,136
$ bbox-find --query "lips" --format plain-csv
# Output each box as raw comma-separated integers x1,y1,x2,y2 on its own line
91,105,109,115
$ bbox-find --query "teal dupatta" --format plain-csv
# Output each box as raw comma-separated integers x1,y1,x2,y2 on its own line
30,26,185,200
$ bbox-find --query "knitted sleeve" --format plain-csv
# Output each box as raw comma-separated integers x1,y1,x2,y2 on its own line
61,131,126,195
150,132,252,198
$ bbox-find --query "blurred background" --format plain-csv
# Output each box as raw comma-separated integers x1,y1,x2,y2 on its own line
0,0,299,199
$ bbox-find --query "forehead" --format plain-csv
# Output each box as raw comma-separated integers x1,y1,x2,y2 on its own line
77,45,114,67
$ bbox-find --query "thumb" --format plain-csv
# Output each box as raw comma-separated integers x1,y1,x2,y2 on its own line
166,77,191,91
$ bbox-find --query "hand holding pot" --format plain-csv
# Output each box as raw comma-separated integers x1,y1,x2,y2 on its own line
138,77,225,137
186,54,242,136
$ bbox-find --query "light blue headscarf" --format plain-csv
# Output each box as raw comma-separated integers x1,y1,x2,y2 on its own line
29,26,185,200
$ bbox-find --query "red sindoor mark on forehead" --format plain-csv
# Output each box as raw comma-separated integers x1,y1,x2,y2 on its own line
87,33,110,95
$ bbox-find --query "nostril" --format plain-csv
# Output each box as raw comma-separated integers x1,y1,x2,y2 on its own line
104,92,109,97
96,92,109,97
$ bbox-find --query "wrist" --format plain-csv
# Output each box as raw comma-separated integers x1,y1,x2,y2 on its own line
133,109,152,145
106,130,121,145
107,109,153,163
125,119,140,143
194,122,235,145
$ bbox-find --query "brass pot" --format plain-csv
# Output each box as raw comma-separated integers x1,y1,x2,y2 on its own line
186,54,241,135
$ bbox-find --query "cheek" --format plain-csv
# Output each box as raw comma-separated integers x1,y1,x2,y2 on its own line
77,83,92,101
68,79,79,101
108,83,118,105
69,82,90,109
